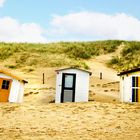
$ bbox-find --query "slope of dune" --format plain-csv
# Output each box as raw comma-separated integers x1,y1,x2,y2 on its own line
0,54,123,140
0,41,140,139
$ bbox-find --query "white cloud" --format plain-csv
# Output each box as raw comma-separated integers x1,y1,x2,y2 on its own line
1,12,140,43
47,12,140,41
0,17,47,43
0,0,5,7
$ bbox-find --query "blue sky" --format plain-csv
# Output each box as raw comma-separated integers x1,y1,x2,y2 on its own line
0,0,140,42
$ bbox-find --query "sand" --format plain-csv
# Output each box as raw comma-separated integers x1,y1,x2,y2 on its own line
0,57,140,140
0,102,140,140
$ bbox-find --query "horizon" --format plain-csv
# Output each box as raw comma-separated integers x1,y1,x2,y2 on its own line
0,39,140,44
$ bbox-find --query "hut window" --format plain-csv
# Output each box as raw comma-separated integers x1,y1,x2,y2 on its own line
2,80,10,90
132,76,140,102
132,77,140,87
64,75,74,88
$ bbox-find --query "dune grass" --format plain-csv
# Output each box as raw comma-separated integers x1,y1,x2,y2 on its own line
0,40,140,71
108,41,140,71
0,40,122,70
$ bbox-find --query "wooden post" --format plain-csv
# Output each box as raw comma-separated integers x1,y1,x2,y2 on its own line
100,72,102,80
43,73,45,84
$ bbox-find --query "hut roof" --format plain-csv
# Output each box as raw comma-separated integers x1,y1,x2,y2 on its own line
0,70,28,83
55,67,92,75
117,67,140,76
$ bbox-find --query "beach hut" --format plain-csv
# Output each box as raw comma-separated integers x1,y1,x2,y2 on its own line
55,67,92,103
118,68,140,103
0,70,28,103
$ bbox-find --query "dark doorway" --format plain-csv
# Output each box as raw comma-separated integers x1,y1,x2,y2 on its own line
61,73,76,103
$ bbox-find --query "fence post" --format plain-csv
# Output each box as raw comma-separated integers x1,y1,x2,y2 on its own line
43,73,45,84
100,72,102,80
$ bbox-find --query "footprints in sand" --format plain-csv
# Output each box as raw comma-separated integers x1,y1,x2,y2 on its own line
24,86,56,104
0,105,20,116
89,81,120,103
0,102,140,139
91,81,119,93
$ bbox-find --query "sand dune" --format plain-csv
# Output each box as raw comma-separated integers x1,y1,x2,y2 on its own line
0,56,140,140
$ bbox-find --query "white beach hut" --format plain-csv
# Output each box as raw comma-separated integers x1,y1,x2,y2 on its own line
0,70,28,103
55,67,92,103
118,68,140,103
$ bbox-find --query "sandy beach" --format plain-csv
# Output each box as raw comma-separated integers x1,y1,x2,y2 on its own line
0,101,140,140
0,57,139,140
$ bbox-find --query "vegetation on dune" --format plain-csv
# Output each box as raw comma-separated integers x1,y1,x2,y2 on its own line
0,40,122,71
108,41,140,71
60,40,122,58
1,40,140,72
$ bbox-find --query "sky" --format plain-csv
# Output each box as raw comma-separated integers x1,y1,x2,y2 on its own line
0,0,140,43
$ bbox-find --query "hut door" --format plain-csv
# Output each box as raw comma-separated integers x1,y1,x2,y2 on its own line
132,76,140,102
61,73,76,103
0,78,12,102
